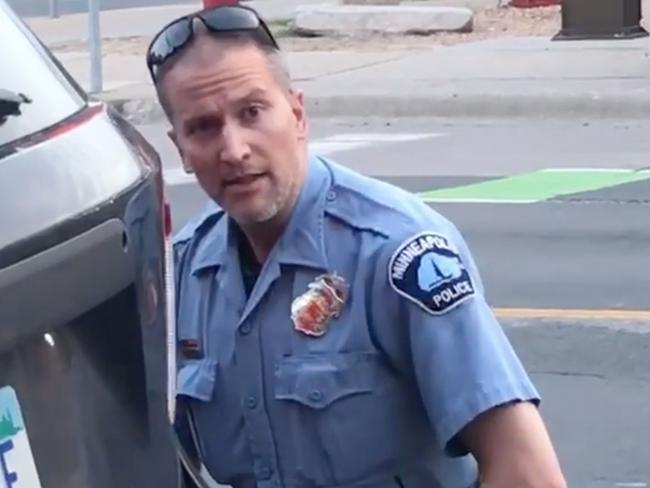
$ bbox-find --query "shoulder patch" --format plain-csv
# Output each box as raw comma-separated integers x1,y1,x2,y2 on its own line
388,232,475,315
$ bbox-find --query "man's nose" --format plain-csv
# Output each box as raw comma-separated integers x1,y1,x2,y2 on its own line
219,123,251,164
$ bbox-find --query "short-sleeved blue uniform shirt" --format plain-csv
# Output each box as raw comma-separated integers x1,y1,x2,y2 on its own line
172,154,540,488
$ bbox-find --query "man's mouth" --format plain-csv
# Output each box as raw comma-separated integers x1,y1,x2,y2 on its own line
223,173,265,190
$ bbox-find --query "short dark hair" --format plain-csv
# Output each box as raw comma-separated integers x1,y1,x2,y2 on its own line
155,30,291,121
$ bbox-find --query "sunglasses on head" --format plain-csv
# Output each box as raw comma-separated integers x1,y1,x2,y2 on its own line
146,5,280,82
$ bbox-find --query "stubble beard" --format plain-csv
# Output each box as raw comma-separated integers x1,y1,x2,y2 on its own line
235,176,294,226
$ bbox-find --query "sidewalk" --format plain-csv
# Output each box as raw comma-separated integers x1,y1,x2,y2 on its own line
22,2,650,121
23,0,314,44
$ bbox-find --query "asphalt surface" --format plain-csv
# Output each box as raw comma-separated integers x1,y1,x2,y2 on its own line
138,116,650,488
6,0,193,18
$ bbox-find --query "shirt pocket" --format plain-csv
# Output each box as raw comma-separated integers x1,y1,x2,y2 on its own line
177,359,218,402
274,351,419,485
274,352,374,408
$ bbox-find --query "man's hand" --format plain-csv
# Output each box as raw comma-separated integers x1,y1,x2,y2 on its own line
459,401,567,488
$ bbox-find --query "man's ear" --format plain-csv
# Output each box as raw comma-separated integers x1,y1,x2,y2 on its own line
289,89,308,140
168,128,194,174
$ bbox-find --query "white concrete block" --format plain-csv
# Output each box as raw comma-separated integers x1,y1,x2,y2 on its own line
343,0,401,5
642,0,650,30
293,5,474,36
402,0,501,11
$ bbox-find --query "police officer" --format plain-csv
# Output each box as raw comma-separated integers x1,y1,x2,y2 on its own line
146,5,566,488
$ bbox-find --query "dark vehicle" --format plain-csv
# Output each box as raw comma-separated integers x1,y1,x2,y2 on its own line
0,1,182,486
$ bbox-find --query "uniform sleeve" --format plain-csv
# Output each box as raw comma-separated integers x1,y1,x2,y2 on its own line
369,224,540,457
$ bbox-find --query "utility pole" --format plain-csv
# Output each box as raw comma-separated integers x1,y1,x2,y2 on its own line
88,0,103,94
49,0,59,18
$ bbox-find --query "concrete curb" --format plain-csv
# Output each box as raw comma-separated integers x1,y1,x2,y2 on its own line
303,93,650,119
105,92,650,123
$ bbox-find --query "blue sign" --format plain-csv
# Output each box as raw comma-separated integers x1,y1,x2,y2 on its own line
0,386,42,488
389,232,476,315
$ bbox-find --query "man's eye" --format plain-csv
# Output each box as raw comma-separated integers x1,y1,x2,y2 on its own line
242,105,261,120
187,119,216,136
196,120,215,132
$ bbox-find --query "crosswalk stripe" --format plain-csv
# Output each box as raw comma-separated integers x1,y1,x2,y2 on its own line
164,167,195,186
310,132,444,155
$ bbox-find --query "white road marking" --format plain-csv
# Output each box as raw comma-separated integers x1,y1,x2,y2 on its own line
309,140,370,155
421,197,537,204
614,483,648,487
163,132,445,187
316,132,444,143
541,168,650,173
164,167,195,186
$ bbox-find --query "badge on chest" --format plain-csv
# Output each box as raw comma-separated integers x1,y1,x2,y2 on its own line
291,272,349,337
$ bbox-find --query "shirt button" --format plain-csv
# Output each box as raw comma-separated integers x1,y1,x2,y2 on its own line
259,466,273,480
240,323,252,335
326,190,337,201
247,396,257,409
309,390,323,402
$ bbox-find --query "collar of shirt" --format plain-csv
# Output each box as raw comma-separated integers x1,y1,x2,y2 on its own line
189,154,332,276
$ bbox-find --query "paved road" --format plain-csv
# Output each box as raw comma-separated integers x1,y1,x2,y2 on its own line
6,0,193,18
139,116,650,487
141,116,650,310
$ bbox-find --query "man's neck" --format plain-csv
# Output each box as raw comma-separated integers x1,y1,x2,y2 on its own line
240,157,309,263
239,217,286,264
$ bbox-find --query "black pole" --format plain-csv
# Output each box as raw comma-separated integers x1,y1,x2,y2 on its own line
553,0,648,40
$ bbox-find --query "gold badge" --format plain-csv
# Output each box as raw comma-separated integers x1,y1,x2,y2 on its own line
291,273,348,337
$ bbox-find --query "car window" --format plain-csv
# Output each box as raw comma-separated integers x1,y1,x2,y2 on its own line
0,1,86,148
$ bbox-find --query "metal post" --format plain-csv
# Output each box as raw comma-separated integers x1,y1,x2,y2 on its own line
88,0,103,94
49,0,59,18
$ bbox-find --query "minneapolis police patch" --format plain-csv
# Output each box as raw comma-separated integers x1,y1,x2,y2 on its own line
388,232,475,315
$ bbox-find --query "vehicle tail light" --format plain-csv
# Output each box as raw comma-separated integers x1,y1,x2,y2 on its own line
46,104,104,139
13,103,104,152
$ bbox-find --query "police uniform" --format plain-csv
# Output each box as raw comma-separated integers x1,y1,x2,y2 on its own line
172,154,541,488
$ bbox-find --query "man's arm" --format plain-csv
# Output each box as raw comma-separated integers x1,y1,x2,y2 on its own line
370,224,566,486
459,401,566,488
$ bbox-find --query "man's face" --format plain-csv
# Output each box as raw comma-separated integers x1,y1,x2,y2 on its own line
162,37,308,226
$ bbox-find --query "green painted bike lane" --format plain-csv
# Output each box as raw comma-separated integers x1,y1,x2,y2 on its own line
419,169,650,204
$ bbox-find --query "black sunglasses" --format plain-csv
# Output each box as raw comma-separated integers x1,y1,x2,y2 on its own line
146,5,280,82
